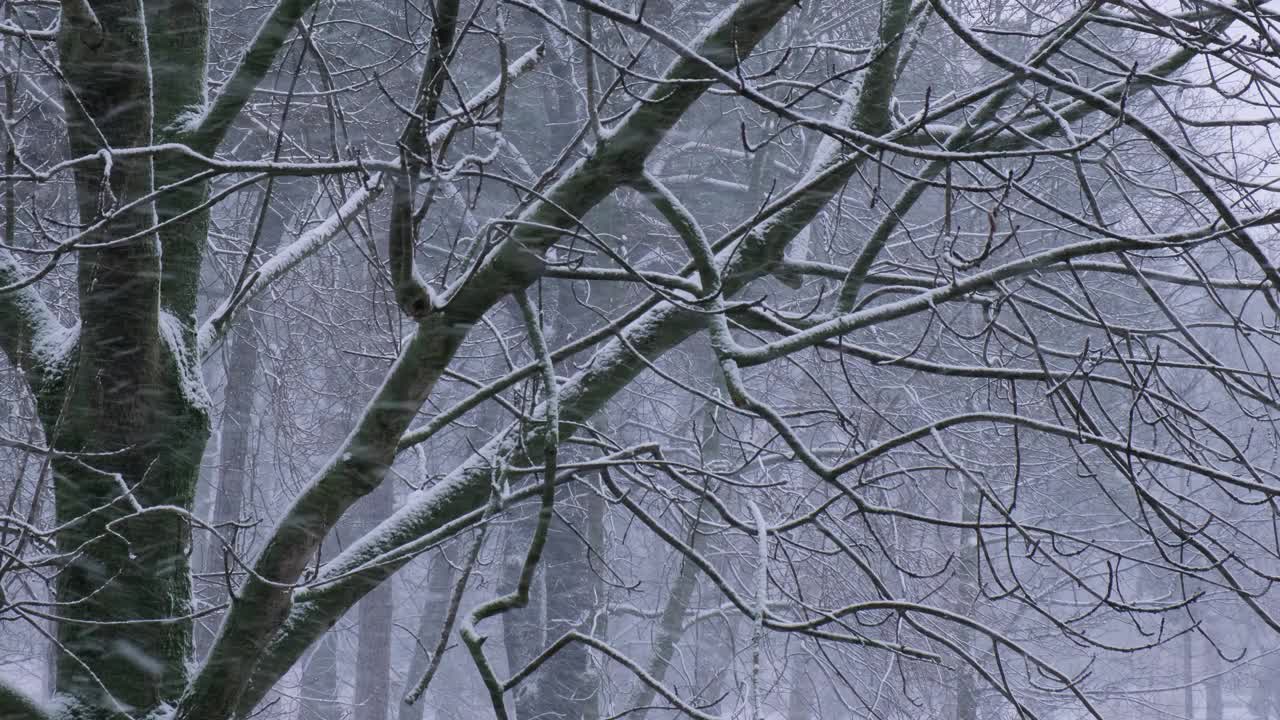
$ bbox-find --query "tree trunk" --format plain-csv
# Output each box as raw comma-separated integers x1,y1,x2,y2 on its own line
629,517,704,720
194,315,259,659
397,548,457,720
581,486,607,720
955,474,979,720
1184,632,1194,719
518,266,611,720
195,180,294,656
1205,632,1223,720
353,479,396,720
502,502,545,720
625,365,725,719
297,631,340,720
1206,670,1223,720
786,655,812,720
527,492,597,720
50,2,210,715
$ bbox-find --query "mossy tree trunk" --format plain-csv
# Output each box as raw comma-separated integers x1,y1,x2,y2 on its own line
48,1,211,716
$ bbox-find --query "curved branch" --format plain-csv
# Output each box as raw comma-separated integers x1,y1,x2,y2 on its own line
182,4,795,717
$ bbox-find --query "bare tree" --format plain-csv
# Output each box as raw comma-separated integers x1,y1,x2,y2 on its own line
5,1,1280,720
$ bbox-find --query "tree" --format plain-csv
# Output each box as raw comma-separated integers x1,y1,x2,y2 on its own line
4,1,1280,719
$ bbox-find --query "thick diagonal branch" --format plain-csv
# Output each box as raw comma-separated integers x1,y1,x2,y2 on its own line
180,4,796,718
242,11,1235,714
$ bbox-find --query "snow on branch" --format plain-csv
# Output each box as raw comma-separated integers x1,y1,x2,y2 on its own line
227,14,1255,708
0,246,75,391
197,43,546,355
185,0,324,149
0,19,55,41
217,0,803,707
197,177,383,356
178,42,553,720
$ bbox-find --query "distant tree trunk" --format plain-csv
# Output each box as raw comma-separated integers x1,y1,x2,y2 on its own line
297,630,340,720
528,492,597,720
1184,633,1194,719
631,386,720,719
1206,672,1223,720
518,271,612,720
786,655,812,720
581,485,607,720
194,181,294,656
630,515,704,720
397,547,457,720
353,478,396,720
955,475,979,720
1205,631,1223,720
502,504,545,720
194,315,259,659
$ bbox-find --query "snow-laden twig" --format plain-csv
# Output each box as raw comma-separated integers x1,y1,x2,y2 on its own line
0,143,385,184
727,225,1265,369
197,43,546,355
217,6,819,711
0,19,55,40
458,290,560,720
403,497,495,707
745,499,768,720
197,176,382,355
505,631,723,720
185,0,327,148
0,244,74,388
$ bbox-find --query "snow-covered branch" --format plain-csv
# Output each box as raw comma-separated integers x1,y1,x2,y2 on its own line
197,43,546,355
197,177,383,356
181,2,798,710
0,246,74,393
192,3,802,712
186,0,323,150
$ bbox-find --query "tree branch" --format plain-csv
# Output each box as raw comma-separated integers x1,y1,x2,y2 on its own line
228,13,1237,708
0,20,56,41
197,177,383,356
187,3,800,715
186,0,318,150
0,245,73,395
197,43,546,354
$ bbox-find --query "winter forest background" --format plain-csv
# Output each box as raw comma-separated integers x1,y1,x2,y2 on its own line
8,0,1280,719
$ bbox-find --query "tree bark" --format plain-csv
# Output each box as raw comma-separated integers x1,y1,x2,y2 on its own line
502,502,545,720
353,479,396,720
50,2,210,715
397,548,457,720
629,512,705,720
581,486,607,720
954,476,979,720
296,626,340,720
786,655,812,720
527,492,597,720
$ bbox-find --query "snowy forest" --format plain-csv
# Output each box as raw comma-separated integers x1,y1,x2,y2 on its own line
8,0,1280,718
